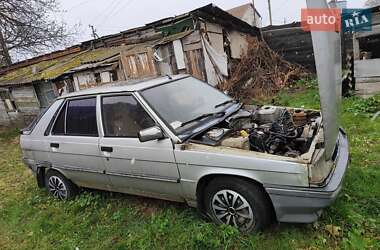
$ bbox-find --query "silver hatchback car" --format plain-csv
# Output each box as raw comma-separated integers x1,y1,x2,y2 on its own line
20,74,349,233
20,3,349,232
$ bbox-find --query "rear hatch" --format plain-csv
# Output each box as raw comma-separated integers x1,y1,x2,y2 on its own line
306,0,342,184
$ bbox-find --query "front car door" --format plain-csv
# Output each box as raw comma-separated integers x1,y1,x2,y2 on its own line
46,96,110,190
98,93,182,201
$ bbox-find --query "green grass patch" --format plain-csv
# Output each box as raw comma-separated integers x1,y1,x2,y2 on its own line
0,84,379,249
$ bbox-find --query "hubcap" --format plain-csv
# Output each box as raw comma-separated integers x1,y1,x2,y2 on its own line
211,190,255,231
48,176,67,200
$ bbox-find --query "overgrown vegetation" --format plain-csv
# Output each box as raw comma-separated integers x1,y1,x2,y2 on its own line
218,39,309,101
0,83,379,249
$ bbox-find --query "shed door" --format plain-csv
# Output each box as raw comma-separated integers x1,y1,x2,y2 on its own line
121,50,158,79
184,49,207,81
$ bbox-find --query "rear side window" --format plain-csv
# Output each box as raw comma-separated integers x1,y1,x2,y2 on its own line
51,97,98,136
52,102,66,135
102,95,155,137
66,98,98,136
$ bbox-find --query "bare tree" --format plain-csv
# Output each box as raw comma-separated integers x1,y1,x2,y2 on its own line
0,0,76,66
365,0,380,7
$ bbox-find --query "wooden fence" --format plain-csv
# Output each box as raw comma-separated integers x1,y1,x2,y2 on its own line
262,22,353,73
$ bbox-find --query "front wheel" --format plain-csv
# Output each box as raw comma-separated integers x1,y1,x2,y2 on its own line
204,177,274,233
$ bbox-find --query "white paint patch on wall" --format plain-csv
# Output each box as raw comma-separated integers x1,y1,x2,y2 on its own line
173,40,186,70
229,31,249,59
100,72,111,83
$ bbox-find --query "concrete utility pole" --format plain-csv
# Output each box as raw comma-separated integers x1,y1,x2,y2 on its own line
267,0,273,26
252,0,256,25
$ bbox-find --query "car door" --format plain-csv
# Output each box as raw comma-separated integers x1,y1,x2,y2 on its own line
47,96,111,190
98,93,182,200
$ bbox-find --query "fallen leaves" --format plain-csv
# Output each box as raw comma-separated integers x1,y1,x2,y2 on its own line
325,224,342,237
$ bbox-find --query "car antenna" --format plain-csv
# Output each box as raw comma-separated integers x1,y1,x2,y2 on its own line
166,74,173,80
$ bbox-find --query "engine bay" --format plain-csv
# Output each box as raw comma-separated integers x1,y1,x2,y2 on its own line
189,106,322,158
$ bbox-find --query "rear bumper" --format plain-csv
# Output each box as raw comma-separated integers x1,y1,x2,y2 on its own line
22,157,37,173
265,130,349,223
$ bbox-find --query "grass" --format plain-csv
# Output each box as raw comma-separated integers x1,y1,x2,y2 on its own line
0,82,379,250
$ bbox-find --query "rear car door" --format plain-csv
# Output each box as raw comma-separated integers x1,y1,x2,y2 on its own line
46,96,110,190
99,94,181,200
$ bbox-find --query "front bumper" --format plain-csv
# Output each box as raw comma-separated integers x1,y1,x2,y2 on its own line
265,130,349,223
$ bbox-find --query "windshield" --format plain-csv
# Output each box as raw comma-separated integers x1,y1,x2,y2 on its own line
141,77,232,132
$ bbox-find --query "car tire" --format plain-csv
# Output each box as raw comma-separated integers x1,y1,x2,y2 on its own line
204,177,274,233
45,170,79,200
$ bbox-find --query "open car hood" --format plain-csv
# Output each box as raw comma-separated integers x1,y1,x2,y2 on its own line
306,0,342,160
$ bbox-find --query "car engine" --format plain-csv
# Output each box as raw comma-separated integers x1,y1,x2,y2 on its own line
190,106,321,158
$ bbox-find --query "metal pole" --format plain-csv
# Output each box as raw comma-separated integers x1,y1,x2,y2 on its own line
252,0,256,25
267,0,273,26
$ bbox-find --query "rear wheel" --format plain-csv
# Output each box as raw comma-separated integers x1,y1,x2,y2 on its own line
204,177,273,233
45,170,78,200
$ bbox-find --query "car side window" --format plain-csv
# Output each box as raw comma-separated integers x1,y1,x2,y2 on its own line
51,97,98,137
52,102,66,135
66,98,98,136
102,95,155,137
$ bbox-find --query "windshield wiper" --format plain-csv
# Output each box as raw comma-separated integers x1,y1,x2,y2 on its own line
214,99,239,108
180,111,226,127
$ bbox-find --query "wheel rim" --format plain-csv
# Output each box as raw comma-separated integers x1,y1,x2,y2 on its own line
211,189,255,231
48,176,68,200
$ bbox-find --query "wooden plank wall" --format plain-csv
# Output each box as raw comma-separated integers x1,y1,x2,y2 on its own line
262,25,316,72
121,48,158,79
182,30,207,81
262,23,353,72
353,12,380,97
355,58,380,78
0,99,10,125
184,49,207,81
12,85,40,114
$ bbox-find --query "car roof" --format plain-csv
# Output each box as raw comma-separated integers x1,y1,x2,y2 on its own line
58,74,190,99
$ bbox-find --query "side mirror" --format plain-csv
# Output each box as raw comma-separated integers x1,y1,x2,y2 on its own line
138,126,165,142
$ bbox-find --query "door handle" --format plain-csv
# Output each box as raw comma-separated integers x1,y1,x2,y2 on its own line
101,146,113,153
50,143,59,148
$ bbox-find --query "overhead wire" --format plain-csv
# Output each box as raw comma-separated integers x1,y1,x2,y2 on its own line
96,0,125,27
98,0,136,31
67,0,95,11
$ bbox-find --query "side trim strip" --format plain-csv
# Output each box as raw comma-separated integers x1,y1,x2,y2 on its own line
53,165,180,183
53,165,103,174
106,171,180,183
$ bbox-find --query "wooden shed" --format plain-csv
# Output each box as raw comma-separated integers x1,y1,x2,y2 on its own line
353,6,380,97
0,4,260,126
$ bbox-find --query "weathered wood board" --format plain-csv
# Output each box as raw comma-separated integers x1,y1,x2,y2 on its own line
355,59,380,78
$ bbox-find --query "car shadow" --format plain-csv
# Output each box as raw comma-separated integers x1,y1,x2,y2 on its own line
80,188,312,233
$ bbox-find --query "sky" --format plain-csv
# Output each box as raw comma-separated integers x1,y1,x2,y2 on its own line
58,0,368,43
